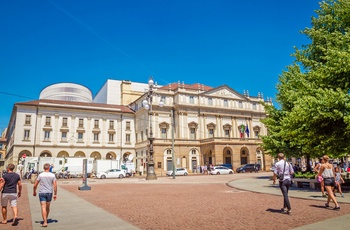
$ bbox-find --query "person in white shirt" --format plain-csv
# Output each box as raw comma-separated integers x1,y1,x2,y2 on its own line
272,153,294,215
33,163,57,227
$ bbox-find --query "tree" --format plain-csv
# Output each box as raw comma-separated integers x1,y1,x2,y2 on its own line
261,0,350,165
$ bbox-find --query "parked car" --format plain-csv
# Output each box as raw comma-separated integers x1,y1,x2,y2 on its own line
166,168,188,176
210,166,234,175
217,163,233,169
96,169,126,179
236,164,260,173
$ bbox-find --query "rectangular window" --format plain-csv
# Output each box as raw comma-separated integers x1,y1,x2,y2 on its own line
239,101,243,108
190,128,196,140
62,117,68,127
255,130,259,138
161,128,167,139
78,133,83,141
209,129,214,138
109,120,114,129
109,134,114,142
135,133,138,142
79,119,84,128
126,121,131,130
44,131,50,141
25,115,31,125
141,131,144,141
61,132,67,141
189,96,194,104
24,130,30,140
93,133,99,142
135,104,139,110
94,119,99,129
224,99,228,107
126,134,131,143
252,103,257,110
208,98,213,106
45,116,51,126
161,96,166,105
225,130,230,138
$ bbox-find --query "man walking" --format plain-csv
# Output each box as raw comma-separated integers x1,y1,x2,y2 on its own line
0,163,22,225
273,153,294,215
33,163,57,227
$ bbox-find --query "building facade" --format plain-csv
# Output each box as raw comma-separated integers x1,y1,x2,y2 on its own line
4,80,272,174
5,99,135,166
130,82,272,174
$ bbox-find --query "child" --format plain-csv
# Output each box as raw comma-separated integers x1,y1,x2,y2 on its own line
334,166,345,198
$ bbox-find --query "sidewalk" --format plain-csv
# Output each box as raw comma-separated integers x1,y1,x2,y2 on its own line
25,174,350,230
26,182,138,230
227,176,350,230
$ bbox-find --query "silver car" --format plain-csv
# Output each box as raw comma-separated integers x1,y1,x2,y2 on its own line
97,169,126,179
210,166,234,175
166,168,188,176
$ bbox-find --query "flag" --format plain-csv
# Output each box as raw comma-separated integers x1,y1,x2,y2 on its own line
245,123,250,138
240,124,245,138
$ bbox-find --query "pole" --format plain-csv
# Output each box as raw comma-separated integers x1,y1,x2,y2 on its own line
172,108,176,179
146,83,157,180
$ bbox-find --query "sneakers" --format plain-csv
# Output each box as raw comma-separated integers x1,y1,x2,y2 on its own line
281,208,291,215
325,203,330,208
333,206,340,210
322,194,327,197
341,194,345,198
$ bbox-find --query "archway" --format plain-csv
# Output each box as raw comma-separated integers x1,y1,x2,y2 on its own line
203,150,213,165
122,152,133,162
91,151,101,160
74,151,86,157
240,147,249,165
106,152,116,160
40,151,52,157
57,151,69,158
223,147,232,164
18,150,32,161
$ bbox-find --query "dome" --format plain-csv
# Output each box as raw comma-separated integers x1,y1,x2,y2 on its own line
40,83,93,102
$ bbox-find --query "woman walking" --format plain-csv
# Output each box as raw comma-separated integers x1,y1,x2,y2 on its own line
317,155,340,210
314,158,326,197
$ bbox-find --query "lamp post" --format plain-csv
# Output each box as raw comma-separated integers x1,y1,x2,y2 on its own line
143,76,164,180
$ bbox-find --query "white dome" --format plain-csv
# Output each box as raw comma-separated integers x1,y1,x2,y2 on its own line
40,83,93,102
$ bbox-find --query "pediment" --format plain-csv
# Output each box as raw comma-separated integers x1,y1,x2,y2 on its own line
202,85,246,100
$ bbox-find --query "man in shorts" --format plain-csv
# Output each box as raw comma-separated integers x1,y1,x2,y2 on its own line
33,163,57,227
0,163,22,225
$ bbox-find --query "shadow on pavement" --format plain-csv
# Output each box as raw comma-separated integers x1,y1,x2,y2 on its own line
265,208,284,214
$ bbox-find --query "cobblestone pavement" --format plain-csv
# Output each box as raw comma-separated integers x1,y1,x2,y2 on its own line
2,172,350,230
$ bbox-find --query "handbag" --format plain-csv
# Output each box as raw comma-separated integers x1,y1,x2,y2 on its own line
278,160,287,181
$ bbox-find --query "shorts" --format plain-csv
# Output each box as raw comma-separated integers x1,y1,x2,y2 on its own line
324,177,335,187
1,193,17,207
39,193,53,202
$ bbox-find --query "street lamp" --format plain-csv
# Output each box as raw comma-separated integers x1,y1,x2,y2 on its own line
143,76,164,180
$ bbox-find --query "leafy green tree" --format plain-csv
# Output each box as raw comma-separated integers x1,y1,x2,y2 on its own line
262,0,350,167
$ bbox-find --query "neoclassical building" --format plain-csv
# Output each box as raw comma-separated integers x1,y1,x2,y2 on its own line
5,83,136,167
130,81,272,174
4,80,272,174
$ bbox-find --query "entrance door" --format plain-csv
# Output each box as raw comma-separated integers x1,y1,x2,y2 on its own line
191,158,197,171
167,158,173,171
225,157,231,164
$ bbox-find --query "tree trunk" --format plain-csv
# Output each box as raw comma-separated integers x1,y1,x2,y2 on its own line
306,154,312,172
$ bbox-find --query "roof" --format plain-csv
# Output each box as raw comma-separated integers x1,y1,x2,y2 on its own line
15,99,134,113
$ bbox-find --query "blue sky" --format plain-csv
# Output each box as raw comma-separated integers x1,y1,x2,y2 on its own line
0,0,320,131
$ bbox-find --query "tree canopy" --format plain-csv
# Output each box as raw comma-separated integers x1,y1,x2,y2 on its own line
261,0,350,160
